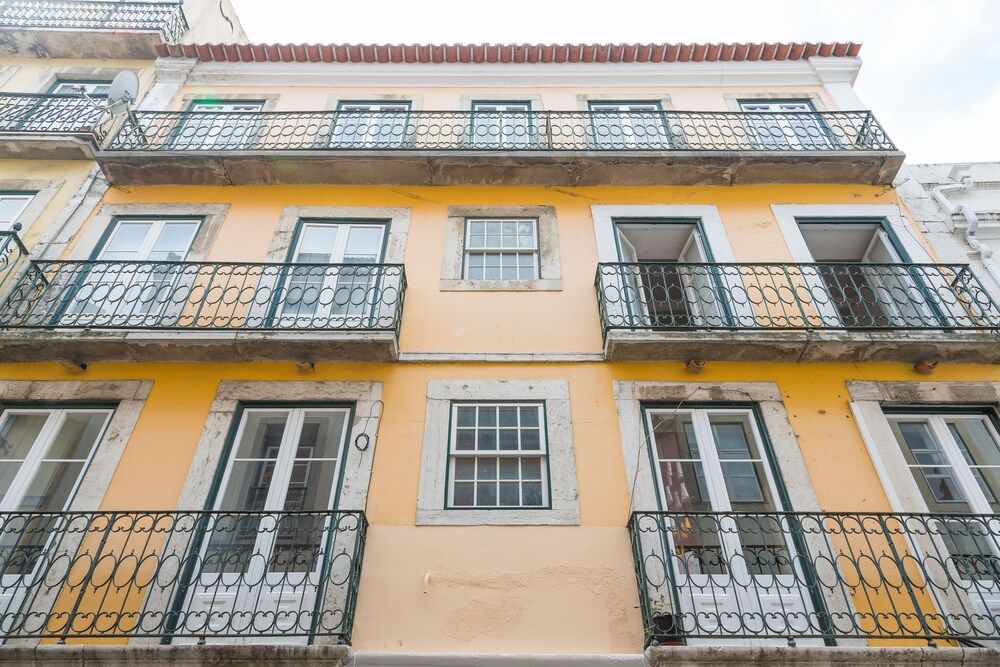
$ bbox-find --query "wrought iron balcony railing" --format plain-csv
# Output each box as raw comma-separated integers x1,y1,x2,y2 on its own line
0,93,106,137
596,262,1000,335
630,511,1000,647
0,224,29,288
0,510,366,642
0,260,406,334
0,0,188,42
104,109,897,153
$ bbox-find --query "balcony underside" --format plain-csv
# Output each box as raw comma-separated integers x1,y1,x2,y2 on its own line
0,133,95,160
604,329,1000,363
94,149,905,187
0,27,165,59
0,329,400,363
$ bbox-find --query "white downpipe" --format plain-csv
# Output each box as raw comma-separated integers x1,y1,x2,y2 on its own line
932,177,1000,289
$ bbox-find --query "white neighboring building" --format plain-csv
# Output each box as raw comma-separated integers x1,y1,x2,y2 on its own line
896,162,1000,297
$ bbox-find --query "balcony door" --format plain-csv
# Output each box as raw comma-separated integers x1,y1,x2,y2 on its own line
614,221,727,328
644,406,817,646
171,101,265,151
470,101,532,149
738,100,835,150
0,408,113,635
886,412,1000,626
329,102,410,149
276,221,386,327
589,102,670,149
179,406,351,644
797,221,933,327
64,218,200,326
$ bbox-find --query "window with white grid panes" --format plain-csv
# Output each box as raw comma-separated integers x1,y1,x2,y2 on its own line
448,402,549,508
463,218,539,280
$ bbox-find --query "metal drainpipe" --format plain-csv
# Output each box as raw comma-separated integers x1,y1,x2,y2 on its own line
932,177,1000,289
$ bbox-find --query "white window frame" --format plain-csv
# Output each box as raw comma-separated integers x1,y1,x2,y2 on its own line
462,217,539,281
470,100,533,148
0,193,34,233
0,407,113,513
48,80,112,97
331,101,411,148
446,401,550,510
588,101,669,149
175,100,266,151
96,217,201,262
885,412,1000,514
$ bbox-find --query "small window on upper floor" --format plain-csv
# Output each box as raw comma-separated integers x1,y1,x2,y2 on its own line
737,99,836,150
0,192,35,232
448,402,549,509
463,218,539,280
47,80,112,97
331,101,411,148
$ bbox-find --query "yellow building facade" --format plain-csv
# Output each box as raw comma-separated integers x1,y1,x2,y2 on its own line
0,10,997,665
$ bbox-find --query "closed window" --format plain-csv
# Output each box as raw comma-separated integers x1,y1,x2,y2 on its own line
172,100,266,150
589,101,670,149
470,101,532,148
48,80,112,97
738,99,834,150
0,193,34,232
463,218,538,280
448,402,549,509
330,102,410,148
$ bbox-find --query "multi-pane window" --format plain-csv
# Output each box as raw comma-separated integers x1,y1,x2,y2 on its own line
448,402,548,508
470,101,532,148
589,101,670,149
738,99,834,150
330,102,411,148
463,218,539,280
172,100,266,150
0,193,34,232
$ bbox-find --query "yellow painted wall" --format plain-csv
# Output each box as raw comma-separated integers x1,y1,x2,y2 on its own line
2,180,989,652
0,159,92,250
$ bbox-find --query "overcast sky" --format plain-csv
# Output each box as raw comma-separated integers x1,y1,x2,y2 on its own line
232,0,999,165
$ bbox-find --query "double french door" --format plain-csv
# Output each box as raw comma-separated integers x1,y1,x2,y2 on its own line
171,101,265,150
590,102,670,149
0,408,113,634
64,218,200,326
179,407,351,643
329,103,410,149
277,221,386,327
470,102,532,149
738,100,835,150
644,406,816,646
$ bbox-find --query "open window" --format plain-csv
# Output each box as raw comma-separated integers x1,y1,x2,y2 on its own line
613,220,728,328
797,220,933,327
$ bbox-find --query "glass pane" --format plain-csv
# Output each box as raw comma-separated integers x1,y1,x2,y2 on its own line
478,407,496,427
455,429,475,450
147,222,198,261
232,412,287,459
102,222,152,257
296,411,346,460
519,407,539,427
498,407,517,427
498,458,519,480
0,196,31,224
499,482,519,506
453,482,474,506
218,460,276,512
710,416,756,460
891,420,949,465
521,482,543,506
456,406,475,427
16,461,85,512
344,226,383,263
521,429,540,450
294,224,339,262
947,419,1000,466
521,457,542,479
651,413,699,460
476,482,497,506
44,412,108,460
0,413,47,461
455,458,475,480
659,460,711,511
0,463,21,506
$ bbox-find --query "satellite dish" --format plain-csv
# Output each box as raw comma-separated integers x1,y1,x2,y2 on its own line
107,70,140,107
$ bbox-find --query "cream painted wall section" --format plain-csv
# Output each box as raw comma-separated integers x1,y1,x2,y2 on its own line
0,58,154,93
69,183,924,354
166,84,836,112
0,159,92,249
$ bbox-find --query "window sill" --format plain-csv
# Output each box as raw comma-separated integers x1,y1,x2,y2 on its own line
439,278,562,292
415,507,580,526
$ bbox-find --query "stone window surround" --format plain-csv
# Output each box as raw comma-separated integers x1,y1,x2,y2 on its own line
0,380,151,513
848,380,1000,629
324,93,423,112
847,381,1000,513
724,91,828,111
416,380,580,525
590,204,737,262
440,205,561,291
614,380,860,642
0,179,62,237
266,205,411,263
174,380,385,514
68,203,230,261
178,92,281,111
770,204,934,263
574,93,675,112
